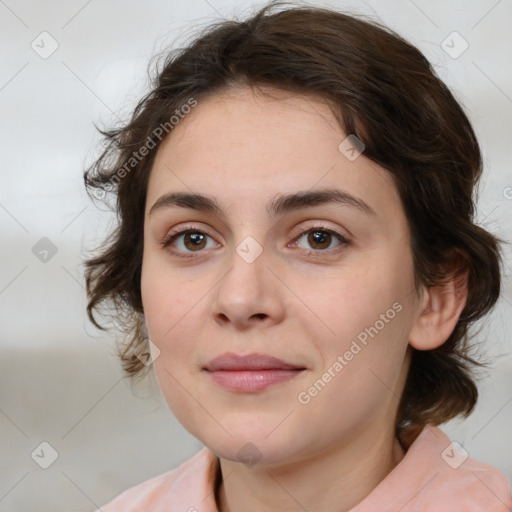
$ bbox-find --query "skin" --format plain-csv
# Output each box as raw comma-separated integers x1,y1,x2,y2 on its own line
140,85,467,512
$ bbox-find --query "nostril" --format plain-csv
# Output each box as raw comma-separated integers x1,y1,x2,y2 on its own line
217,313,229,323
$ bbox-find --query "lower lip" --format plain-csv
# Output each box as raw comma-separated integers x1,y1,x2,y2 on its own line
206,369,304,392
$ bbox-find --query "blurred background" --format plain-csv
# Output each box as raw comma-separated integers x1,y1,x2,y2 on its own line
0,0,511,510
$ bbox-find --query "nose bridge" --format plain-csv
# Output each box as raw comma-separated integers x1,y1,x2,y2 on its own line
218,236,267,306
210,234,284,328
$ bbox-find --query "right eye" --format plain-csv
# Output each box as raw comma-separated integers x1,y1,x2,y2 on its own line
161,226,220,259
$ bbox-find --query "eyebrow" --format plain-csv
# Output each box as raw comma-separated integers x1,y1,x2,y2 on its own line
148,188,377,218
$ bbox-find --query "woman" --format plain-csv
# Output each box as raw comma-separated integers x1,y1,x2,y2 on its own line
84,3,511,510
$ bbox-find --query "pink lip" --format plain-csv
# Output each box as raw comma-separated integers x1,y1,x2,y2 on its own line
203,352,306,392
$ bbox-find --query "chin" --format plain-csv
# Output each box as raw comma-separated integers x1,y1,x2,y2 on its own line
193,422,305,468
206,439,294,467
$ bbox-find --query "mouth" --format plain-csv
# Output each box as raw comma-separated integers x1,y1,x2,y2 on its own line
203,352,306,392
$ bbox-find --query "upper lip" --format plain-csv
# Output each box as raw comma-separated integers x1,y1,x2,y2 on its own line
203,352,305,371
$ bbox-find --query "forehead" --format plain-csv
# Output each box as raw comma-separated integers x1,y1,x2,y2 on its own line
147,86,402,224
158,86,342,167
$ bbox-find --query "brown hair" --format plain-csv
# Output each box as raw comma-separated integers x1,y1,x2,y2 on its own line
84,2,503,445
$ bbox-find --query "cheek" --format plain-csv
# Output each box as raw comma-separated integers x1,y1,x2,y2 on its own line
141,248,192,334
297,276,412,428
302,253,414,374
140,258,204,421
305,264,400,335
140,253,213,376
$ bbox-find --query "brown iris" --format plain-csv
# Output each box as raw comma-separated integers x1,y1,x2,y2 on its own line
307,230,331,250
183,232,207,251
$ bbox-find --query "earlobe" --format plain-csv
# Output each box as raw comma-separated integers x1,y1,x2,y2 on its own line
409,271,468,351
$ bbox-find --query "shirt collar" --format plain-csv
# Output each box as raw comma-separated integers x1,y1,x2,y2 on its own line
165,425,511,512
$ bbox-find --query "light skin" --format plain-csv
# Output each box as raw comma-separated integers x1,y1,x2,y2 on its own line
140,85,467,512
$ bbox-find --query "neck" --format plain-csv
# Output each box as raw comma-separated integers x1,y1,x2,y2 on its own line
215,422,405,512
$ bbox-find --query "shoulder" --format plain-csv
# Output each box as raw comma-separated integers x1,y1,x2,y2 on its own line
428,446,511,511
399,426,511,511
95,447,219,512
353,425,511,512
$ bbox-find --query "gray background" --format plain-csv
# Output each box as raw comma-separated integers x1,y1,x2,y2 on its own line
0,0,511,510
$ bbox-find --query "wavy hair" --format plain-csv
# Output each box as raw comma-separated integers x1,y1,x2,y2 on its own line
84,2,503,447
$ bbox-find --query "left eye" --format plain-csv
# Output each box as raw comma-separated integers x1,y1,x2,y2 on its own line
293,228,348,252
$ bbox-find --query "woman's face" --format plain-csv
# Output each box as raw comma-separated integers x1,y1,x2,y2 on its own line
141,86,421,466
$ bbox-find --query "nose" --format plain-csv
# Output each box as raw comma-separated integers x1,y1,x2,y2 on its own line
210,244,286,331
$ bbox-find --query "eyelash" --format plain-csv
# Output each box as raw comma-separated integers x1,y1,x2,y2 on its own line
160,223,351,260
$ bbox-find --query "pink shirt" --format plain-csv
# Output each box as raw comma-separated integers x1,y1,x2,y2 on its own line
97,425,511,511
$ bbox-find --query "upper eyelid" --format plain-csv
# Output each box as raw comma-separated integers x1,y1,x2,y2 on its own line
166,221,348,238
294,227,348,242
165,223,217,242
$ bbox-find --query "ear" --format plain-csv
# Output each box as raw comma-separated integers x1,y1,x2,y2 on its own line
409,269,468,350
